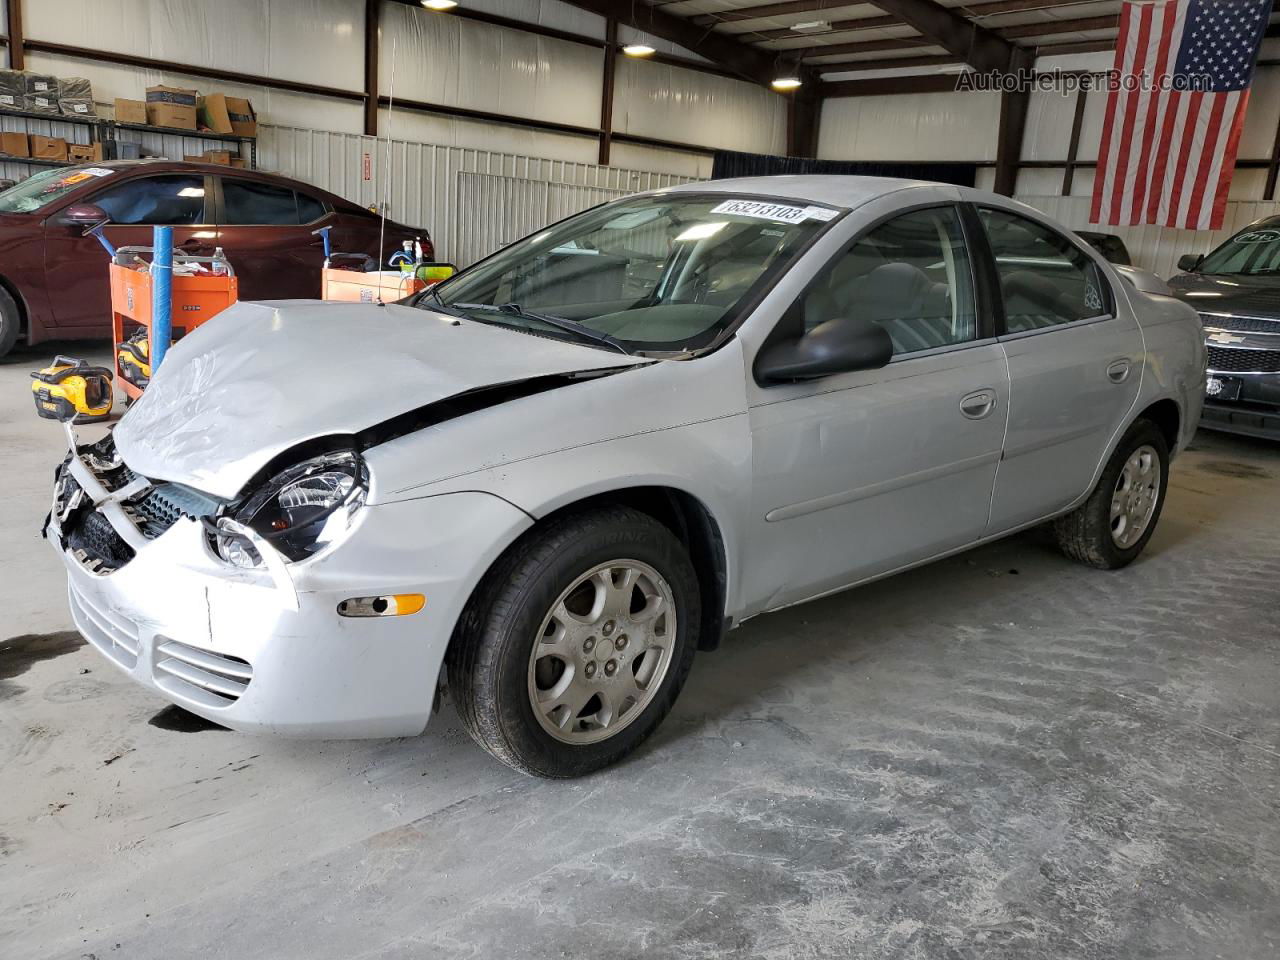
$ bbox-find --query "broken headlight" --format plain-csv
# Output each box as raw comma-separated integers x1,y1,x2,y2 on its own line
214,450,368,566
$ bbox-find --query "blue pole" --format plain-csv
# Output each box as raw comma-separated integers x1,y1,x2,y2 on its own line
151,225,173,371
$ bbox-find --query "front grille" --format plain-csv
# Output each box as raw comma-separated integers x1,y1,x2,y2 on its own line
69,581,140,669
1207,345,1280,373
66,509,136,572
153,639,253,708
1201,314,1280,334
126,483,223,540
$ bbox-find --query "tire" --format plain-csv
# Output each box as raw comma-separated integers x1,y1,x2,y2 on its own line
0,285,21,358
447,506,701,778
1054,419,1169,570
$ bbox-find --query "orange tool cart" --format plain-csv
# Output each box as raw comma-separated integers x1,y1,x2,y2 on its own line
109,247,239,401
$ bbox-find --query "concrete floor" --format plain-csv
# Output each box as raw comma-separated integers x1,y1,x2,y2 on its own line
2,341,1279,960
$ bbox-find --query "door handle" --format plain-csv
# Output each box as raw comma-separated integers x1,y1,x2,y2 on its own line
178,237,205,250
960,389,997,420
1107,358,1132,383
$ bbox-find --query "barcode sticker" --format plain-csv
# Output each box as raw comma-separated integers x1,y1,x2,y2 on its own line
711,199,841,224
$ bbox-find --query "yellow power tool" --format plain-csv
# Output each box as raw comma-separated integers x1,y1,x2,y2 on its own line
30,356,114,423
116,331,151,390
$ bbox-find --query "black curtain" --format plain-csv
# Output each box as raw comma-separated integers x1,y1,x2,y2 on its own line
711,149,976,188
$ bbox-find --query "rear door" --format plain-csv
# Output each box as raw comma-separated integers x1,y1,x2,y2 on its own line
213,176,330,300
978,206,1144,532
43,172,215,329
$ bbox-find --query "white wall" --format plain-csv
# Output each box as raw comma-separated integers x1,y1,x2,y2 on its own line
818,90,1002,161
17,0,784,178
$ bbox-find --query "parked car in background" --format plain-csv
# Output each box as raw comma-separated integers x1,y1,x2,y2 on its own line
1169,216,1280,440
1075,230,1133,266
47,177,1204,777
0,159,429,356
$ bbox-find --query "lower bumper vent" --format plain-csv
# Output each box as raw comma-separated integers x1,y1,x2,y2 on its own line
154,639,253,708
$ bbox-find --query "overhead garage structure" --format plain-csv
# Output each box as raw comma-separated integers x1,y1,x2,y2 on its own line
2,2,1280,960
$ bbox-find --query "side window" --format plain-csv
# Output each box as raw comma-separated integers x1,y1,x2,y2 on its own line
296,191,326,223
800,206,977,355
980,208,1110,334
222,178,299,225
91,175,205,225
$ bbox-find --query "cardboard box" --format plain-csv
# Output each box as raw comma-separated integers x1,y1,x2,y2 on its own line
67,142,104,162
0,131,29,157
202,149,232,165
30,135,68,161
114,98,148,125
145,85,198,130
199,93,256,138
229,157,246,169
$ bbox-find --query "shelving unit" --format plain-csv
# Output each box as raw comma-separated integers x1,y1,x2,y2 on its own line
0,152,75,167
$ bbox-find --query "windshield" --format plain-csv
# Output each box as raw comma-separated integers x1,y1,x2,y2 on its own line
0,165,117,214
426,193,839,354
1198,226,1280,276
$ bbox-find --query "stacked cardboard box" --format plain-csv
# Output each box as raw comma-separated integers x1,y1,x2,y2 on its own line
30,136,68,161
199,94,257,138
145,85,198,130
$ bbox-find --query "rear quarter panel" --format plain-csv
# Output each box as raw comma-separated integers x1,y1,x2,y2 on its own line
1119,282,1206,454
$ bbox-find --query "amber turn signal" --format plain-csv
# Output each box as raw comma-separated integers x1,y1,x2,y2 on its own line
337,594,426,618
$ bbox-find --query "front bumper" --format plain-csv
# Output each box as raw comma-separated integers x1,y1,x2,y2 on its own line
1199,370,1280,441
48,434,533,737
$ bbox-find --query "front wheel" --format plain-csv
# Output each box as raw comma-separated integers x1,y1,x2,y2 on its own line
447,506,701,778
1054,419,1169,569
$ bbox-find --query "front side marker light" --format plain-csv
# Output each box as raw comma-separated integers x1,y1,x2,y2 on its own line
337,594,426,618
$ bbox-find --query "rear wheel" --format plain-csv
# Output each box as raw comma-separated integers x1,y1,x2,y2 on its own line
448,506,700,778
1054,419,1169,569
0,286,22,358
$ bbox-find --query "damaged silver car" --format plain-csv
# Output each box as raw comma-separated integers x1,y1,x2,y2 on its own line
46,176,1206,777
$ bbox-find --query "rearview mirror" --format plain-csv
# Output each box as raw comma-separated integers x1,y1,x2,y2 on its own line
755,316,893,383
1176,253,1203,273
59,203,108,226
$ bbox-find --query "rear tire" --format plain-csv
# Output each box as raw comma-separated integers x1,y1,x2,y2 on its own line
447,506,700,778
0,286,21,358
1054,419,1169,569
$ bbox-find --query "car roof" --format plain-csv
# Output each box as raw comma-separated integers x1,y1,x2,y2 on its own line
658,174,949,209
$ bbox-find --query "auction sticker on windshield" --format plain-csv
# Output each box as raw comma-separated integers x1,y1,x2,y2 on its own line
711,199,838,224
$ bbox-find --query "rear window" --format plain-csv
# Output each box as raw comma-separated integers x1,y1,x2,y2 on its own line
222,178,298,225
296,192,326,223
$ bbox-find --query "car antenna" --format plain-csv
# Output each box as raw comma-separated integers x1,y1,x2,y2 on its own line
376,32,398,306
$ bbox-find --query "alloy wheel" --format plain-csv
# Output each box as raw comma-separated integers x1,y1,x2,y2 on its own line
1110,444,1161,549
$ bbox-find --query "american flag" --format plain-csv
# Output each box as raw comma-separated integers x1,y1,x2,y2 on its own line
1090,0,1270,231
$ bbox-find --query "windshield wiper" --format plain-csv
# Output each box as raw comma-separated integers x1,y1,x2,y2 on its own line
452,302,631,355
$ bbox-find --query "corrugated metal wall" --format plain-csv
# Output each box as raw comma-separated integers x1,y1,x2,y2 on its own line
1018,195,1280,279
256,122,698,266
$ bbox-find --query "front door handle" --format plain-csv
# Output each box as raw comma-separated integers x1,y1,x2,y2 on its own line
1107,358,1132,383
960,389,997,420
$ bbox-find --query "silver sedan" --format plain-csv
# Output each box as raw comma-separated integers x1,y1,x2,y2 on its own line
47,176,1206,777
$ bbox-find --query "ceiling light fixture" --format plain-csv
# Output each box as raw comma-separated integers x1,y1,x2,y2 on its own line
790,21,831,34
622,43,656,57
422,0,458,10
771,76,803,91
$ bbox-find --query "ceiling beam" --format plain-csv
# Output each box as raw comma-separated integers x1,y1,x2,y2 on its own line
860,0,1026,73
558,0,784,86
821,53,962,73
692,1,871,26
744,0,1085,42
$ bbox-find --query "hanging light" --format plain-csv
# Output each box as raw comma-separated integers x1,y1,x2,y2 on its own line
421,0,458,10
771,76,803,91
622,44,656,57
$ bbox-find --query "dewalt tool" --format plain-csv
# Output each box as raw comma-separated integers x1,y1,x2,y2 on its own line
116,330,151,390
31,356,114,423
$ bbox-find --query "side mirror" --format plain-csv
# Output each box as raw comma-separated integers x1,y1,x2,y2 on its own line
755,316,893,383
1176,253,1203,273
59,203,108,226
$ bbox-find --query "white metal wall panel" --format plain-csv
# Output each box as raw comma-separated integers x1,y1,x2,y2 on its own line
609,142,713,179
380,1,603,131
611,58,786,155
1019,194,1280,278
455,0,607,40
24,53,366,135
256,122,698,267
384,109,598,164
25,0,364,92
1021,89,1076,162
818,92,1002,161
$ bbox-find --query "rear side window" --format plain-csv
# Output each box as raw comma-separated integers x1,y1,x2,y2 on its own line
91,175,205,225
221,178,299,225
980,208,1110,334
296,192,326,223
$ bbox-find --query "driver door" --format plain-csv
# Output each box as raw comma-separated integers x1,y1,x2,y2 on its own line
43,172,215,330
742,204,1011,612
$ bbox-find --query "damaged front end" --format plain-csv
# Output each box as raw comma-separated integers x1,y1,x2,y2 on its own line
46,427,226,577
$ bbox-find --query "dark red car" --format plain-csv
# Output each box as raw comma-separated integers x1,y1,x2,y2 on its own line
0,159,430,356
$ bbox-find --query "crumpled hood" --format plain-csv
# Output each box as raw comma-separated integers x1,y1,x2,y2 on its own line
114,300,645,498
1167,271,1280,318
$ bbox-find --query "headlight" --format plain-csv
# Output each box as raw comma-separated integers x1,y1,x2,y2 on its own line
214,450,368,566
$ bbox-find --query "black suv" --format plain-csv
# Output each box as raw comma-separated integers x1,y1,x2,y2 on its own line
1169,216,1280,440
